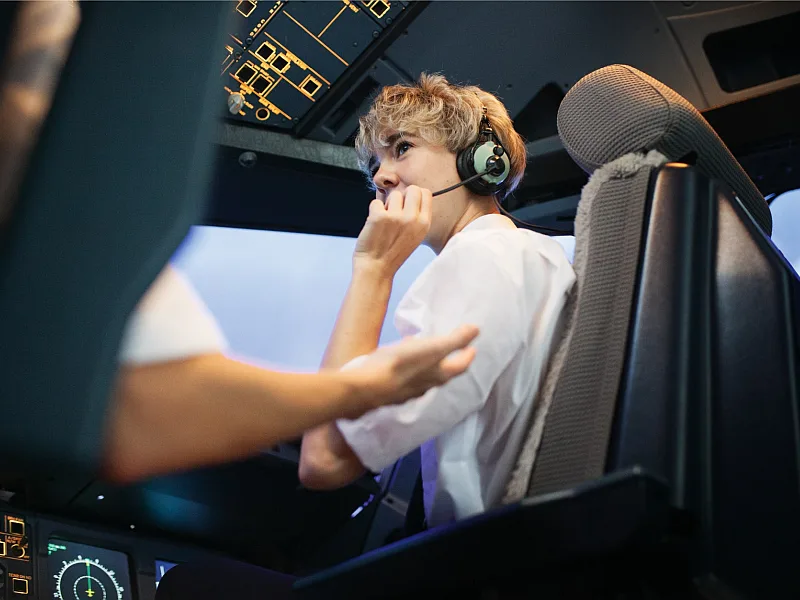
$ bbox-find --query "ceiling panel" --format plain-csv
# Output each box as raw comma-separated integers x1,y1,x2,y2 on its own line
384,1,708,113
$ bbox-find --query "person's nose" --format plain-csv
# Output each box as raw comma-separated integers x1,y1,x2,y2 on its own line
372,164,400,197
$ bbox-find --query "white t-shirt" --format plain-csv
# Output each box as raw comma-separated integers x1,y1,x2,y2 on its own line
118,265,227,365
336,214,576,528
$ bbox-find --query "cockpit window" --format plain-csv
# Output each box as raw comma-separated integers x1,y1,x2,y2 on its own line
171,226,435,368
553,236,575,263
769,188,800,271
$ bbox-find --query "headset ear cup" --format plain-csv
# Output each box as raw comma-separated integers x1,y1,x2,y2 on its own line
454,144,494,196
456,145,486,195
456,145,474,183
455,137,510,196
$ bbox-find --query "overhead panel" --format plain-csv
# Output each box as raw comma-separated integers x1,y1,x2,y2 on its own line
223,0,408,129
383,1,707,113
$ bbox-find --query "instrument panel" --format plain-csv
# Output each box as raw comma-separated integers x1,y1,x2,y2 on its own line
0,510,212,600
1,515,31,597
223,0,408,128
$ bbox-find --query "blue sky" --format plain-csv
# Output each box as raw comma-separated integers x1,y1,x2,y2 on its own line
769,189,800,268
173,189,797,371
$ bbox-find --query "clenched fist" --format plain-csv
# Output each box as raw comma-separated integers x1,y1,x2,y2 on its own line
353,185,432,277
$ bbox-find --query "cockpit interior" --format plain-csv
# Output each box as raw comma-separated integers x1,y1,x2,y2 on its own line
1,1,799,599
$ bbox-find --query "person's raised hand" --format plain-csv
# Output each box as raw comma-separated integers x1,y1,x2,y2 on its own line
352,185,433,278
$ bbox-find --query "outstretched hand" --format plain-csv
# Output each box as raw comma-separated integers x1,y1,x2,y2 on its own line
347,324,479,414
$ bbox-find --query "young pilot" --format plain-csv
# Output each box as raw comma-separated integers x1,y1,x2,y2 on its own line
299,73,577,528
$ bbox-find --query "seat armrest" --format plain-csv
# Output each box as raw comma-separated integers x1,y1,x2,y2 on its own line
292,468,673,599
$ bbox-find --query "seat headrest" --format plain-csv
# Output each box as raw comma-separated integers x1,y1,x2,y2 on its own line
557,64,772,235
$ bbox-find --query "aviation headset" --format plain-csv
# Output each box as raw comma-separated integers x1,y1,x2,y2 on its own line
431,107,570,235
432,107,511,198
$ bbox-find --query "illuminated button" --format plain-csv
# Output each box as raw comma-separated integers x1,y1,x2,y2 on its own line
236,0,256,17
270,54,290,72
0,541,6,556
251,75,272,96
7,520,23,536
371,0,390,18
12,578,28,594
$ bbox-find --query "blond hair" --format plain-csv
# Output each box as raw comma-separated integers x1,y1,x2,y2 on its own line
355,73,527,199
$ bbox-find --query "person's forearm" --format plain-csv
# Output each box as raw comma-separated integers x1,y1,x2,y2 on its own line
102,354,369,483
321,263,393,369
298,417,366,489
301,264,393,488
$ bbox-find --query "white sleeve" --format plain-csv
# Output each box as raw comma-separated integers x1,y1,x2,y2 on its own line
334,244,531,473
118,265,228,365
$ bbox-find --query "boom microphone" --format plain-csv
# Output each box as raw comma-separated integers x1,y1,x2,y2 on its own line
431,159,572,235
432,155,506,197
431,168,494,197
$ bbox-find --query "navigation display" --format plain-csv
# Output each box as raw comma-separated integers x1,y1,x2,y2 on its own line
48,539,132,600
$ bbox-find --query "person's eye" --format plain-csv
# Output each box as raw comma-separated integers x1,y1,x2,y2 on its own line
394,140,412,157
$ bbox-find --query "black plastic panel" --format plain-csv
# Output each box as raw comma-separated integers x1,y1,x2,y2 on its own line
610,165,800,599
206,145,372,238
293,470,673,599
64,457,371,572
610,165,717,507
710,188,800,598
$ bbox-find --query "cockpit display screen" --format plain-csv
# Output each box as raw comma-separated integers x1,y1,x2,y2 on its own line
155,560,179,589
48,539,133,600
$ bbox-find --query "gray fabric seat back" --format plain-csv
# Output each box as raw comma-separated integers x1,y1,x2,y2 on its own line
504,64,771,502
557,64,771,235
